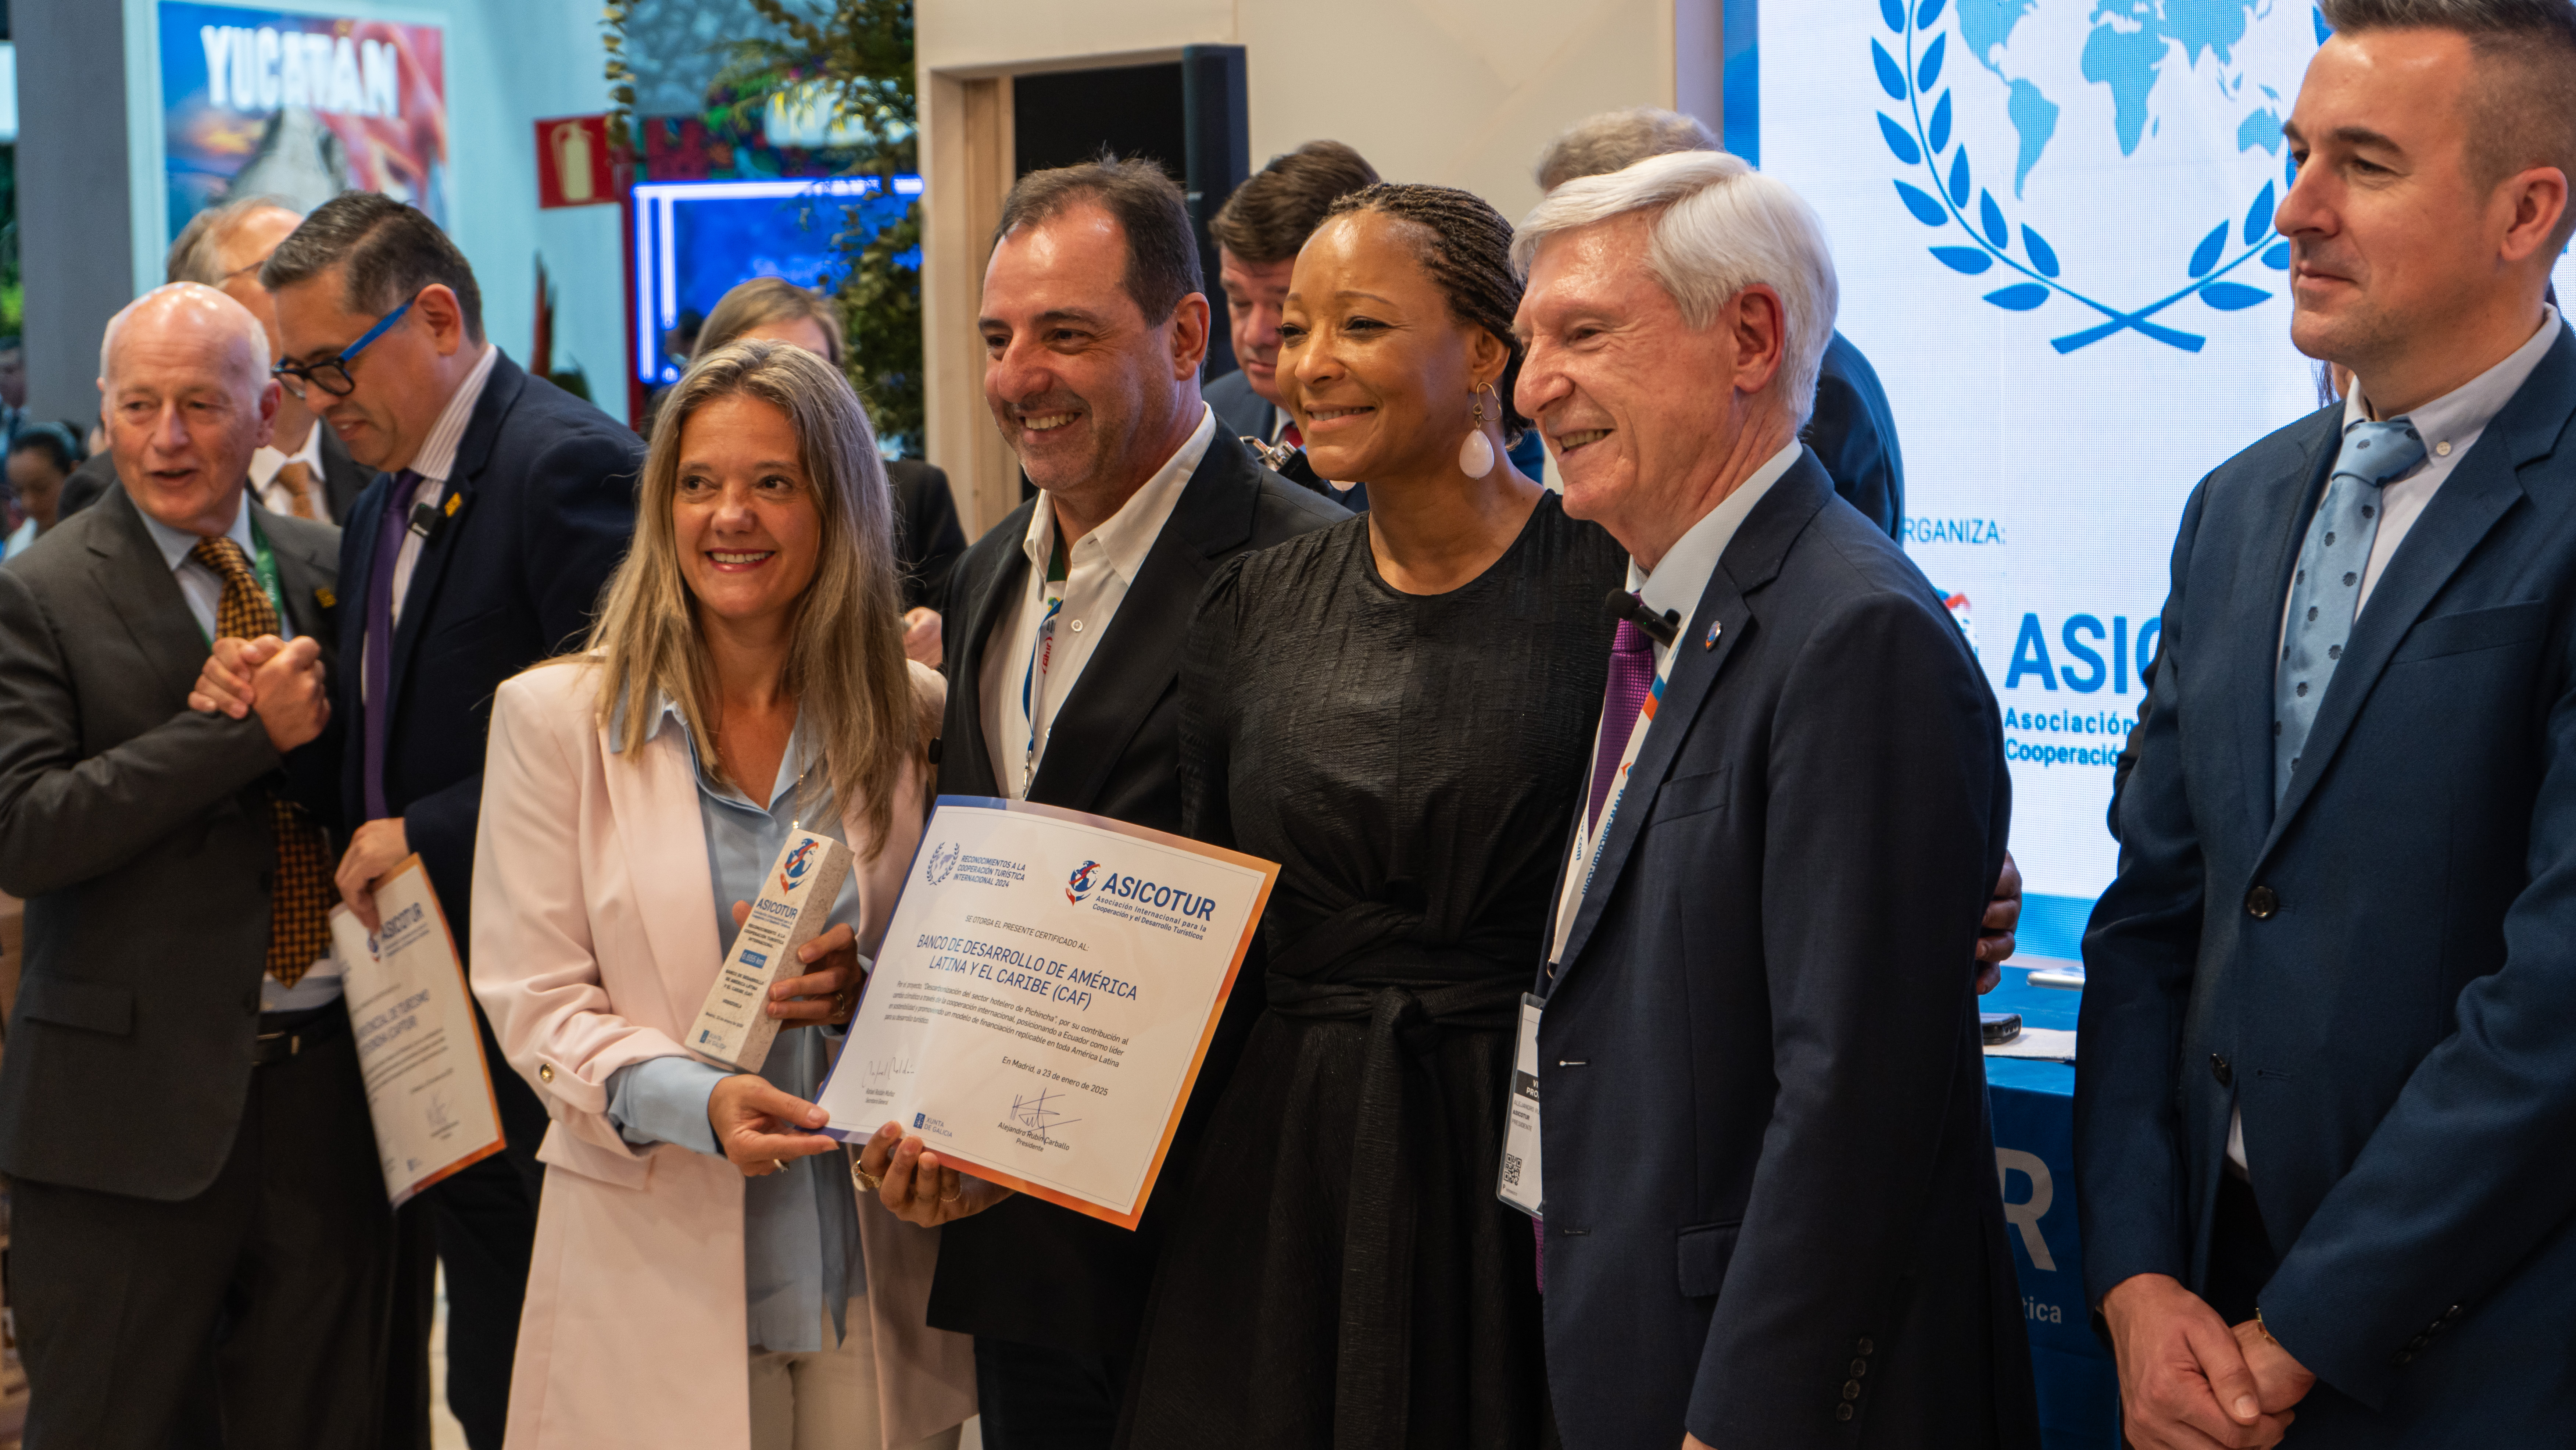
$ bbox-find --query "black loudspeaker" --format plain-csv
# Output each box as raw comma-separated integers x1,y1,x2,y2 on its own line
1007,47,1251,377
1180,44,1249,378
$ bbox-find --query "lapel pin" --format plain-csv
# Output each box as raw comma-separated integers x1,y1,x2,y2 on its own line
444,492,463,517
1704,618,1722,650
315,586,337,609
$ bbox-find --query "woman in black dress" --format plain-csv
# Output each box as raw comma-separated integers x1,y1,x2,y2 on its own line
1121,185,1624,1448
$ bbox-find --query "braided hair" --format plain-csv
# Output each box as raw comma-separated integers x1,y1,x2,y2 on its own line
1323,182,1530,440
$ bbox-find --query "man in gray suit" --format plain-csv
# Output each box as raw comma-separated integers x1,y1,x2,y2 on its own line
0,283,382,1447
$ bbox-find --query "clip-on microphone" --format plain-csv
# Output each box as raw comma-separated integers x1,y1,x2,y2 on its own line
407,500,446,543
1603,588,1680,647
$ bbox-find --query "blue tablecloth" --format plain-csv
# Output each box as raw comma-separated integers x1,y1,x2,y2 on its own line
1984,963,2119,1449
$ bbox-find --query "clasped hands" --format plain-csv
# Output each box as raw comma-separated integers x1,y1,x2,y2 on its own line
2104,1273,2316,1450
189,633,329,756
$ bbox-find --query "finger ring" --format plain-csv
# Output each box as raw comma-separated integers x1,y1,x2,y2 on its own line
853,1161,884,1192
940,1187,963,1203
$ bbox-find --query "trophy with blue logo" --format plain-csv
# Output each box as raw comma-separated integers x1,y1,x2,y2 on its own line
687,827,854,1072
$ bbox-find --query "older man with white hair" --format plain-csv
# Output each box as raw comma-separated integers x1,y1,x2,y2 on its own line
0,283,380,1447
1510,152,2040,1448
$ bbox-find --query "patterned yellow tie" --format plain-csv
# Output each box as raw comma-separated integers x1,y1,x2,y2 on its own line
190,536,335,986
273,460,319,520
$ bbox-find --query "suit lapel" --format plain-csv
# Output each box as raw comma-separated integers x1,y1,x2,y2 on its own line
1551,456,1833,981
1026,440,1258,810
2228,413,2340,842
2259,331,2576,861
386,355,525,714
255,503,340,645
90,489,213,707
317,428,370,521
597,713,722,1029
941,499,1037,799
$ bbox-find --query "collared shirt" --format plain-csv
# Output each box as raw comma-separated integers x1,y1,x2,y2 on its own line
603,698,865,1353
249,421,328,522
362,344,497,707
135,490,294,647
389,343,499,621
979,405,1216,797
1550,439,1801,964
2285,307,2561,629
141,490,340,1006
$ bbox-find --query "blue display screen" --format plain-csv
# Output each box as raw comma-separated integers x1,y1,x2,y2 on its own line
632,175,923,385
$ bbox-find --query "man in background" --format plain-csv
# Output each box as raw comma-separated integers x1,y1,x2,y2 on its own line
199,192,642,1450
1536,107,1910,539
1203,139,1547,507
0,283,367,1447
1205,140,1381,448
2082,2,2576,1443
62,195,372,524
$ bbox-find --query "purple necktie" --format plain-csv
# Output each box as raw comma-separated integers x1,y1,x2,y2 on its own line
1583,610,1656,834
362,470,419,821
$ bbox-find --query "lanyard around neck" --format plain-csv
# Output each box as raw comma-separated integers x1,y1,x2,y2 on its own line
1019,539,1070,794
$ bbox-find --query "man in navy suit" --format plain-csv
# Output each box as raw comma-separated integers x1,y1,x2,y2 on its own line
2078,4,2576,1446
197,192,641,1450
1513,151,2037,1448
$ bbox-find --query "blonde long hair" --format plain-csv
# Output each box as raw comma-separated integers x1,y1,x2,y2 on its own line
584,339,917,858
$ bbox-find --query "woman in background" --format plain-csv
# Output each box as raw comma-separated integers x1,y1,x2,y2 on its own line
471,340,974,1450
697,276,966,667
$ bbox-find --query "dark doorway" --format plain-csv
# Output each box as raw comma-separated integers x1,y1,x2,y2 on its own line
1008,49,1249,379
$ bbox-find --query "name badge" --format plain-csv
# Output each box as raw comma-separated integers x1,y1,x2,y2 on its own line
1497,993,1545,1219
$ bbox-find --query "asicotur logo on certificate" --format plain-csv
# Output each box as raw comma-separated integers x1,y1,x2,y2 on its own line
1066,859,1102,905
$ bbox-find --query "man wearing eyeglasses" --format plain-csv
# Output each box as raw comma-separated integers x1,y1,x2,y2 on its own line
192,191,641,1450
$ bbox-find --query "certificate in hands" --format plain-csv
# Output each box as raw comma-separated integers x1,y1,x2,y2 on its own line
327,856,507,1206
816,797,1278,1228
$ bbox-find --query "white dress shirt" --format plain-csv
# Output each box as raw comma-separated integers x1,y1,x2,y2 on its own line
1550,439,1800,961
138,490,341,1005
979,405,1216,797
2233,307,2563,1174
249,421,329,522
2280,307,2561,633
364,343,497,702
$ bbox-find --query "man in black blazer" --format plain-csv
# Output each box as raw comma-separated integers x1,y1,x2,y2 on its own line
1512,153,2037,1448
0,285,371,1446
855,158,1342,1449
202,192,641,1450
2081,9,2576,1445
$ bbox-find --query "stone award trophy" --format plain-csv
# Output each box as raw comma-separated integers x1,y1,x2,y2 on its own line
687,827,854,1071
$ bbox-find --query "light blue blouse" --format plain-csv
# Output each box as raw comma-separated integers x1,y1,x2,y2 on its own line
603,700,863,1352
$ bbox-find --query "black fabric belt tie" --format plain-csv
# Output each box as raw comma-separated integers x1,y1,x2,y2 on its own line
252,1003,347,1066
1264,902,1524,1449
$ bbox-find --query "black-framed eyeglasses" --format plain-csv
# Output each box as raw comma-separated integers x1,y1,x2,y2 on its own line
271,294,416,399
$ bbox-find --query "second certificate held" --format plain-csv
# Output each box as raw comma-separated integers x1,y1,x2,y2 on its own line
817,797,1277,1227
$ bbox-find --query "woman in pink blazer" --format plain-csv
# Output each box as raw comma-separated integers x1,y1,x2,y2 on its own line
471,340,975,1450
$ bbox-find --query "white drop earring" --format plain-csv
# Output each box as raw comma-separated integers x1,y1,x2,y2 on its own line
1457,386,1496,477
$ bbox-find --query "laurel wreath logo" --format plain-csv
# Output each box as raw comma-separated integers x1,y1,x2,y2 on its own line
1874,0,2297,353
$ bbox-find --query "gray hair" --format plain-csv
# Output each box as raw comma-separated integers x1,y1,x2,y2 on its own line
1514,150,1839,428
99,283,272,393
1535,108,1720,193
166,194,300,287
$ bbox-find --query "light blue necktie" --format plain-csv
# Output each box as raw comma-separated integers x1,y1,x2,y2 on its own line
2275,419,2428,801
